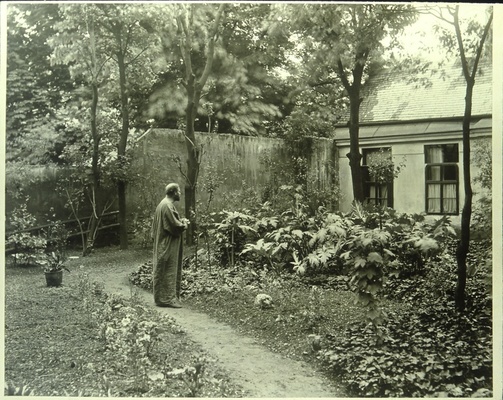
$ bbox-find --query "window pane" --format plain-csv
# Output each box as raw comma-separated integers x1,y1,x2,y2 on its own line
443,184,457,213
425,146,443,163
379,185,388,206
425,144,458,215
428,198,441,213
444,144,459,162
428,183,441,198
370,185,376,199
443,165,457,180
427,166,442,181
427,184,441,213
380,184,388,200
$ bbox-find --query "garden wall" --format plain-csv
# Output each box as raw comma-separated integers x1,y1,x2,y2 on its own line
5,166,73,224
5,130,338,230
128,129,338,217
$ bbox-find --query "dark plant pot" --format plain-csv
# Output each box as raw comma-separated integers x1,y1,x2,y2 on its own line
45,270,63,287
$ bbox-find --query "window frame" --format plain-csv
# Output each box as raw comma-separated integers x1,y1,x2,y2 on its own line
361,147,394,208
424,144,459,215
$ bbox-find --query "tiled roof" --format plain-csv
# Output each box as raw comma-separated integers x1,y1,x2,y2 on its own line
351,61,492,123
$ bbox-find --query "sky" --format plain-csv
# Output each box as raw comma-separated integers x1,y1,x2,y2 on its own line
397,3,493,63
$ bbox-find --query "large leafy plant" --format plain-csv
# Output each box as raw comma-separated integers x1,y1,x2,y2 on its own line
210,210,257,268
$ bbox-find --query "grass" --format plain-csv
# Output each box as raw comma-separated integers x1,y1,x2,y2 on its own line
4,248,245,397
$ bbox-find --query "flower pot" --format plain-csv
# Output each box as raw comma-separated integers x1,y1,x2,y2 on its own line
45,270,63,287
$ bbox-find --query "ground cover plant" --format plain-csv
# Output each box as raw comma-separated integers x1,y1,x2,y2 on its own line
129,197,493,398
4,249,245,398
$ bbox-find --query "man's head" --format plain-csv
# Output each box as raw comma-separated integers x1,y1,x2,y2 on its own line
165,183,181,201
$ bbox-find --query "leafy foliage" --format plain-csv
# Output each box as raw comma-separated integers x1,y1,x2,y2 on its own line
210,210,257,268
367,148,406,184
6,4,75,163
129,261,154,291
471,138,492,240
320,256,492,397
6,198,48,266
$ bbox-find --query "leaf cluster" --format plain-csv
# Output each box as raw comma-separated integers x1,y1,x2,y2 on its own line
6,198,48,267
320,261,491,397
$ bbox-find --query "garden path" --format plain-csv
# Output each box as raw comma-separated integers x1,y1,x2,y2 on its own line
97,264,343,398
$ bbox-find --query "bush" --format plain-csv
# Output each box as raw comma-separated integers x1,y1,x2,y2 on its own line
321,236,492,398
129,216,153,249
210,210,257,268
6,199,47,266
129,261,153,290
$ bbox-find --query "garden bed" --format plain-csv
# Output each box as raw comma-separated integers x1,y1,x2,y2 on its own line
4,249,245,397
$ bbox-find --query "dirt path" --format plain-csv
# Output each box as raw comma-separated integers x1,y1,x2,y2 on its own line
98,266,344,398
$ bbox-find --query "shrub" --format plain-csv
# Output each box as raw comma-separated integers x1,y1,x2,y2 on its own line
129,261,153,290
471,139,492,240
129,215,153,249
210,210,257,268
6,198,47,266
97,292,183,389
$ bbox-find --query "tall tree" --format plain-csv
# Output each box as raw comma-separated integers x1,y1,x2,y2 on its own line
93,4,158,250
6,4,74,164
430,5,493,312
284,4,417,202
149,3,226,244
147,3,298,244
148,3,289,136
48,3,158,251
178,3,225,244
48,4,115,254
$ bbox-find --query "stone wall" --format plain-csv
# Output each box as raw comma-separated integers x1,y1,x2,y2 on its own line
129,129,338,216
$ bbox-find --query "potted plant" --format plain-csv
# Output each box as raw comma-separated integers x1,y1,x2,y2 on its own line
42,251,70,287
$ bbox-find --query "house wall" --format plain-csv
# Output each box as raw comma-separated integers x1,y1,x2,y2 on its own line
336,122,491,225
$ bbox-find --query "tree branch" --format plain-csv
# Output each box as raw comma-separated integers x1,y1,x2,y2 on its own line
197,3,226,90
337,58,351,92
428,6,455,26
176,8,193,83
125,47,149,68
307,78,339,89
453,6,471,81
470,9,493,78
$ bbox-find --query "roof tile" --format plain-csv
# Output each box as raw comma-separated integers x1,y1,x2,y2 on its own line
355,61,492,123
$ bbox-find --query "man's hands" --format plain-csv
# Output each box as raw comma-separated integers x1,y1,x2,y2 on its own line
181,218,190,229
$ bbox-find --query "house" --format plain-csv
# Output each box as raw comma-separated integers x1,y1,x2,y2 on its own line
333,61,492,223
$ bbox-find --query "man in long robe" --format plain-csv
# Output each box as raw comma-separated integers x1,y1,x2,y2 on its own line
151,183,188,308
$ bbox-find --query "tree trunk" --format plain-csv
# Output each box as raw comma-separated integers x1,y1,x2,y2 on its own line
117,49,129,250
85,18,102,255
347,88,364,203
87,80,102,255
455,80,474,312
451,5,492,312
184,76,199,246
176,3,225,246
338,54,366,204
